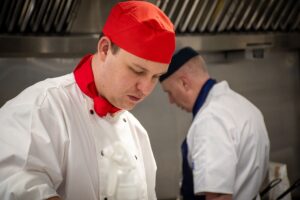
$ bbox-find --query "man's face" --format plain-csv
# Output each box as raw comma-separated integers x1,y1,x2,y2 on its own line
96,48,168,110
161,75,192,112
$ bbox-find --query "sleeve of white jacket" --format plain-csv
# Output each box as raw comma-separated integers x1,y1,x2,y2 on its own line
187,113,237,195
0,97,67,200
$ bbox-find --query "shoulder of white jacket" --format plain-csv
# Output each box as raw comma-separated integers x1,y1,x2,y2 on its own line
3,73,75,108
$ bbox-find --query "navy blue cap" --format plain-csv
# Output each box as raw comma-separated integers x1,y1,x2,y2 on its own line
159,47,199,82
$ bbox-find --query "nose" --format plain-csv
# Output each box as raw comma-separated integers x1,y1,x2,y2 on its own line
136,78,156,97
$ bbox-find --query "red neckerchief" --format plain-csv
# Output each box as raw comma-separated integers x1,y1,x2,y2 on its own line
74,54,120,117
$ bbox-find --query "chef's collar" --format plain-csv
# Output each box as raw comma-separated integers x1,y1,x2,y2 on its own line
74,54,121,117
192,78,216,117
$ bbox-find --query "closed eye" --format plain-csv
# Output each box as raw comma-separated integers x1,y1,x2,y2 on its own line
130,66,146,75
133,69,145,75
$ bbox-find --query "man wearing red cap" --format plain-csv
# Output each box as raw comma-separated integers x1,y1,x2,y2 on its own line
0,1,175,200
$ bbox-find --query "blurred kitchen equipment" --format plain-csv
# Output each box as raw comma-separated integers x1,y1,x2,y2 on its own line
261,178,282,199
269,162,292,200
276,178,300,200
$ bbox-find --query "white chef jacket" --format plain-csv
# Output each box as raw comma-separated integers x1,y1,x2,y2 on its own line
0,73,157,200
187,81,270,199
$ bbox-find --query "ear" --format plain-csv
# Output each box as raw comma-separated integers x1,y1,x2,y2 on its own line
180,75,190,92
97,36,111,61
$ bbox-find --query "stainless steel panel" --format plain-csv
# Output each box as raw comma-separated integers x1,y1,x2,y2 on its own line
291,12,300,31
20,0,35,32
41,0,55,32
0,0,10,29
188,0,208,32
272,0,293,30
255,0,275,30
167,0,179,22
56,0,73,32
218,0,239,32
43,0,61,32
208,0,231,33
198,0,218,32
242,0,262,30
1,32,300,57
7,0,23,32
176,33,300,51
245,0,266,30
155,0,161,7
0,34,98,57
262,0,285,30
235,0,256,31
18,0,30,32
167,0,300,33
160,0,173,17
1,0,299,35
65,0,81,32
29,0,40,31
160,0,169,12
31,1,49,32
70,0,105,33
173,0,189,30
0,0,299,56
226,0,244,31
179,0,200,32
280,0,300,30
54,0,66,32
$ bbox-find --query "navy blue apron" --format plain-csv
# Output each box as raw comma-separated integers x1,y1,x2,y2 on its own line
180,79,216,200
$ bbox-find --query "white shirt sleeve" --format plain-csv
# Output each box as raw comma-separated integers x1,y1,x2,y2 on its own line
0,98,67,199
187,113,238,195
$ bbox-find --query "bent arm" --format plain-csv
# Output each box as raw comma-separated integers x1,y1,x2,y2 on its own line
189,115,236,200
0,102,66,199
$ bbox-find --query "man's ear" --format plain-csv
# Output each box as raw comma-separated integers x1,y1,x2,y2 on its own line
97,36,111,61
180,75,190,92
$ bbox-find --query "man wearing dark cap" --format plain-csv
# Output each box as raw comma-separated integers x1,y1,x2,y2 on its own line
159,47,270,200
0,1,175,200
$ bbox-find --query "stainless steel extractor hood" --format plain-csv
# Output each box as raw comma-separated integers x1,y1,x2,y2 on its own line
0,0,299,57
0,0,82,34
157,0,300,33
156,0,300,51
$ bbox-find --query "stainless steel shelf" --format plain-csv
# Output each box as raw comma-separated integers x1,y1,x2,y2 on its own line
176,33,300,52
0,33,299,57
0,34,99,57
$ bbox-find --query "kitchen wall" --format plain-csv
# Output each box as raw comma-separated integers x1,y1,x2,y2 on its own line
0,49,299,199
